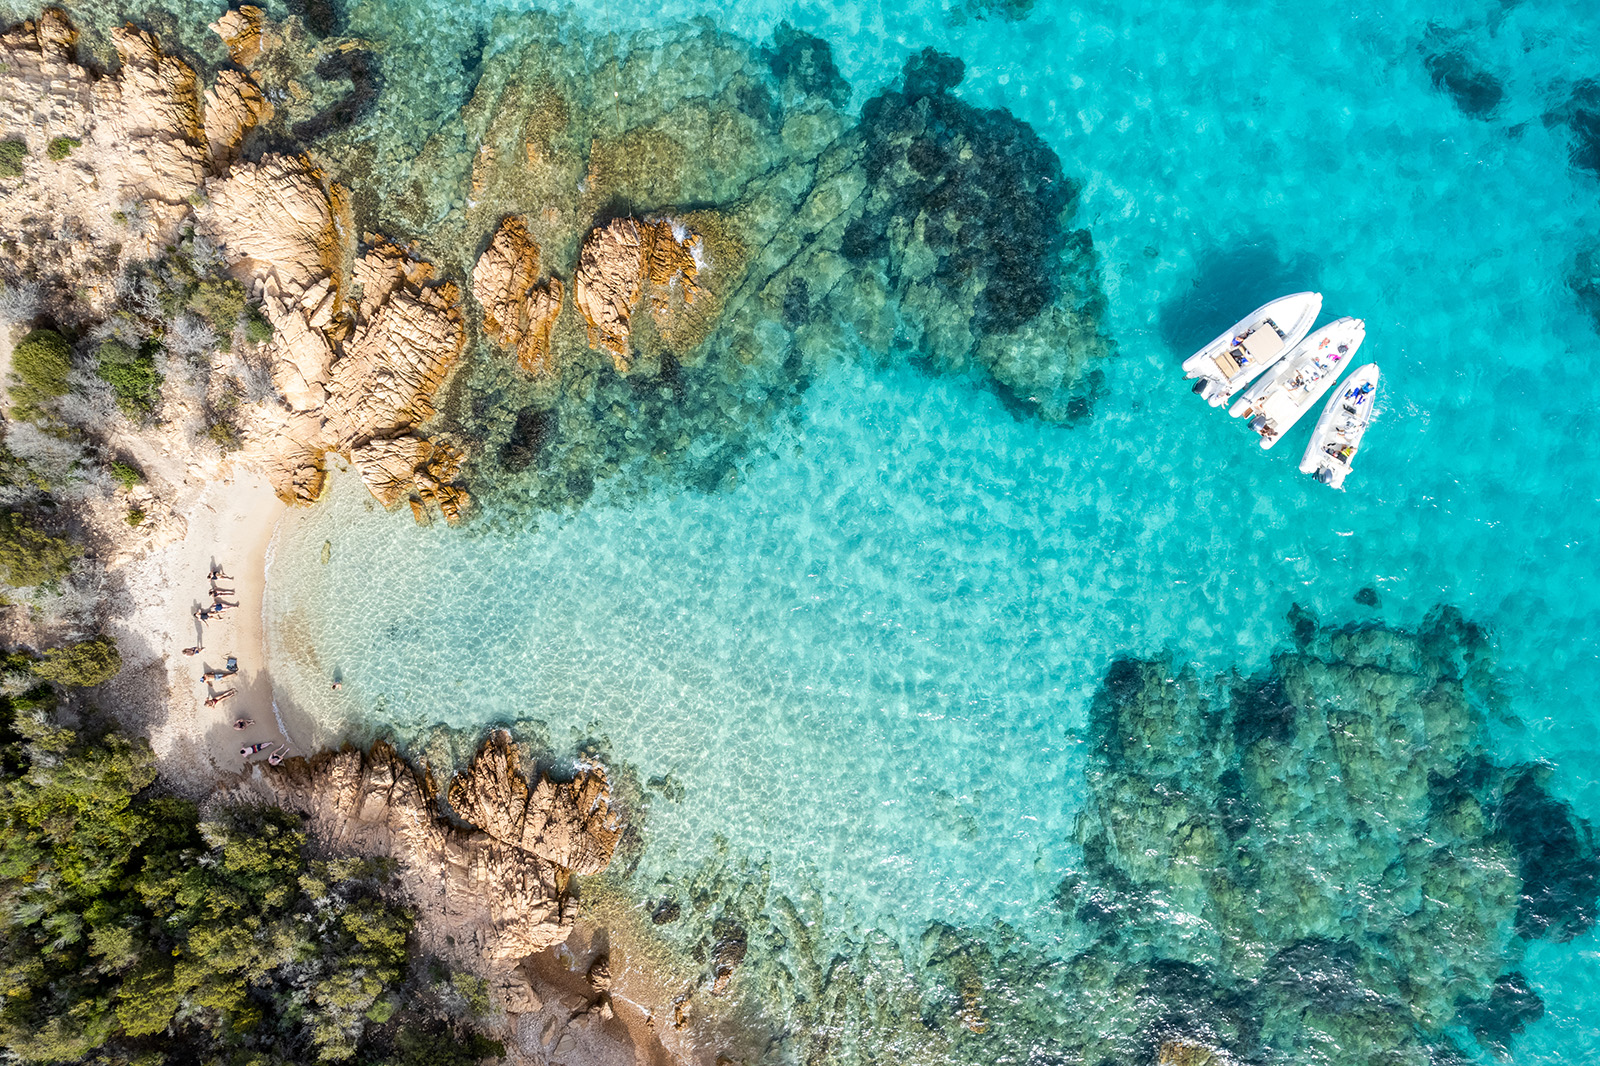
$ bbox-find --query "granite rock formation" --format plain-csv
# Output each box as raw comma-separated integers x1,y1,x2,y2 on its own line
446,730,622,877
573,215,708,374
230,732,621,1008
199,157,468,515
331,21,1112,519
472,216,564,377
0,12,468,520
0,14,217,311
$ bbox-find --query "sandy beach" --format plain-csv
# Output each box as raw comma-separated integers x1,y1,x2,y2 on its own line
107,464,318,793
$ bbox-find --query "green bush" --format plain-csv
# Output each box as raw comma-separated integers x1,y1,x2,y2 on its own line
125,507,144,527
96,339,163,418
245,306,274,344
207,420,241,452
188,280,247,349
0,139,24,178
32,635,121,688
0,511,78,588
0,699,516,1066
46,136,79,161
8,329,72,419
381,1025,505,1066
110,460,144,489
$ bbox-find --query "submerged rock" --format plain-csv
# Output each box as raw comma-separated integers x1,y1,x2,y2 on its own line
1420,27,1504,120
629,607,1589,1066
1544,79,1600,177
1056,607,1579,1063
839,47,1113,418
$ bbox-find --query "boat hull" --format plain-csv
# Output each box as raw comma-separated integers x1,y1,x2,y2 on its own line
1229,317,1367,449
1301,362,1381,489
1182,291,1323,407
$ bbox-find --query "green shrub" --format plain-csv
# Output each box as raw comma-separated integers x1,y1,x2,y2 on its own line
110,460,144,490
0,706,471,1065
125,507,144,527
382,1025,505,1066
0,139,24,178
32,635,121,688
188,280,247,348
46,136,79,161
8,329,72,419
206,420,240,452
0,511,78,588
95,339,163,418
244,306,274,344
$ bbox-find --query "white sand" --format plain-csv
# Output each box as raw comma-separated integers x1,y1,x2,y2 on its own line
109,464,317,792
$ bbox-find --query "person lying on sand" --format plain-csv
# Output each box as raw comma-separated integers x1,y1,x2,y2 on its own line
181,645,202,656
204,690,236,707
201,669,235,683
211,600,238,612
194,607,213,623
241,741,271,758
232,718,253,730
210,586,235,597
267,745,289,766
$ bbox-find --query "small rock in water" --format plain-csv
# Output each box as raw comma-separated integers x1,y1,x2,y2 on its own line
320,539,331,565
651,897,681,924
710,919,747,996
1354,586,1381,607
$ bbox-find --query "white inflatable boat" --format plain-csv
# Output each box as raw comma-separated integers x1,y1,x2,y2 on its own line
1230,317,1366,449
1300,363,1380,489
1182,291,1323,407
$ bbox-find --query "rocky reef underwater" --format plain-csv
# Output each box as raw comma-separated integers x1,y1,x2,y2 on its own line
609,605,1598,1066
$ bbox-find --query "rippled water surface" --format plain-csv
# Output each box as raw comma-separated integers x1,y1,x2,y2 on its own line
244,0,1600,1061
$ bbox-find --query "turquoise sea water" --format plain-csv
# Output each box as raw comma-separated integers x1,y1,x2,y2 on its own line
250,0,1600,1061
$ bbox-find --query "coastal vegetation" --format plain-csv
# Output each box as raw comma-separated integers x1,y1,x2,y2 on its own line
8,328,72,422
94,337,162,419
0,138,22,178
0,685,505,1065
0,510,77,589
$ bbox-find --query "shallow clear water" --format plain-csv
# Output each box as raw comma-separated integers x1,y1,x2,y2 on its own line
252,0,1600,1060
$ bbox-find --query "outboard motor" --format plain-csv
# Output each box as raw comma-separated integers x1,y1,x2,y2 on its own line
1316,467,1334,485
1248,415,1269,434
1192,379,1208,395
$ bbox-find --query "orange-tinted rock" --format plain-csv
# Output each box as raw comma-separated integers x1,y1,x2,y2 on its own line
203,68,271,169
198,155,352,299
351,435,432,508
573,216,702,373
326,246,465,449
472,216,565,377
210,5,264,67
228,736,622,963
447,731,622,876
